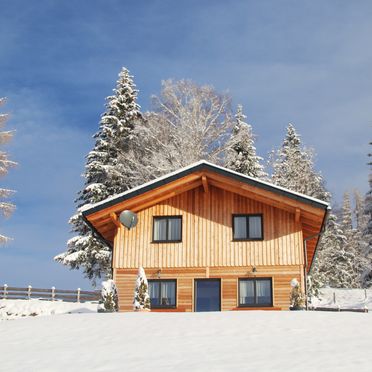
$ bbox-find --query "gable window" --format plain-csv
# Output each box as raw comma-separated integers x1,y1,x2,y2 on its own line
239,278,272,307
233,214,263,240
149,279,176,308
153,216,182,242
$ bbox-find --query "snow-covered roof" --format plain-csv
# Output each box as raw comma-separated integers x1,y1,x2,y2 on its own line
82,160,330,216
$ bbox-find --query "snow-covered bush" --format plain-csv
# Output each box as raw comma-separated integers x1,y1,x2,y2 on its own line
98,280,118,313
133,267,151,311
290,278,305,309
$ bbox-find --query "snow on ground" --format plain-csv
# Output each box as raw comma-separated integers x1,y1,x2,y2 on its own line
1,311,371,372
0,299,97,320
2,287,370,321
311,288,372,309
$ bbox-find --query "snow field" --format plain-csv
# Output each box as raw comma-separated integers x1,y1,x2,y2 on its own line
1,311,371,372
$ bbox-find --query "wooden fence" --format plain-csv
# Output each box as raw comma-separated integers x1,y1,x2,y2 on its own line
308,306,368,313
0,285,100,303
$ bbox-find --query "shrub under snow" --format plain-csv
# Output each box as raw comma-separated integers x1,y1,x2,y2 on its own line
98,279,119,312
133,267,151,311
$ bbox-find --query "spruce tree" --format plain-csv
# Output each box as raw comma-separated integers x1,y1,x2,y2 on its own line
341,192,353,233
361,144,372,286
311,214,357,289
353,190,370,287
0,98,17,243
55,68,142,284
270,124,342,295
225,105,267,179
271,124,330,202
98,279,119,312
133,267,151,311
338,192,364,287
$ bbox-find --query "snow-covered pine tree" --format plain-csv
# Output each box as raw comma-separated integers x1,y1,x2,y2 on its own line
128,79,235,179
0,98,17,243
98,279,119,312
270,124,341,296
311,193,364,291
55,68,142,284
338,192,364,287
341,191,353,233
225,105,267,179
270,123,330,202
353,189,371,287
309,214,352,289
361,144,372,287
354,189,367,233
133,267,151,311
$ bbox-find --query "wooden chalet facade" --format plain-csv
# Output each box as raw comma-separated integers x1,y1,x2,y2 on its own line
82,161,329,312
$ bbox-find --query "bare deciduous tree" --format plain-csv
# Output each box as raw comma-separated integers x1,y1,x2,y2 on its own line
0,98,17,243
127,79,235,180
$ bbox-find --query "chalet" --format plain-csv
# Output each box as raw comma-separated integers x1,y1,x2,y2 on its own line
82,161,329,311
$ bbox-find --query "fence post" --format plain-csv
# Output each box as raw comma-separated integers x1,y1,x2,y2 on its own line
51,286,55,302
365,289,367,301
27,285,32,300
3,284,8,299
333,292,336,305
77,288,81,303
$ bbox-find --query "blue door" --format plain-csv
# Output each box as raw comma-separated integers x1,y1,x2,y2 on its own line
195,279,221,312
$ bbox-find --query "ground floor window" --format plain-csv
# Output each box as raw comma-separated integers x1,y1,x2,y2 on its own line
239,278,272,307
148,279,176,308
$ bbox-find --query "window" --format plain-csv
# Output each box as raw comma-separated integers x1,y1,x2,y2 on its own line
153,216,182,242
148,280,176,308
233,214,263,240
239,278,272,307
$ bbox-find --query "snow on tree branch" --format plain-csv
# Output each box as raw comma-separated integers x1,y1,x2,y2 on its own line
0,98,16,243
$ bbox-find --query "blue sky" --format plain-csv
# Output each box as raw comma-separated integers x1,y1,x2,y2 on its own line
0,1,370,289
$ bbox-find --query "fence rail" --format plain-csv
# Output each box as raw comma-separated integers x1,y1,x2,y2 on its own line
309,306,368,313
0,284,100,303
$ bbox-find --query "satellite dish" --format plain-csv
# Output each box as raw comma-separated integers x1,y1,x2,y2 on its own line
119,210,138,230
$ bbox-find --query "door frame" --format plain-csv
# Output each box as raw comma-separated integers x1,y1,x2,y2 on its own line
194,278,221,312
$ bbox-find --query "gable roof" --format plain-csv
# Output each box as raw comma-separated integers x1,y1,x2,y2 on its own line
82,160,329,216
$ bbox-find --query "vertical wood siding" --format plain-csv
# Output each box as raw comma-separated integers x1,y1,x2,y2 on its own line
114,185,304,269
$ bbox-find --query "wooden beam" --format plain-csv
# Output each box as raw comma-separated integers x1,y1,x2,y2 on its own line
202,175,209,193
295,208,301,223
109,213,121,228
